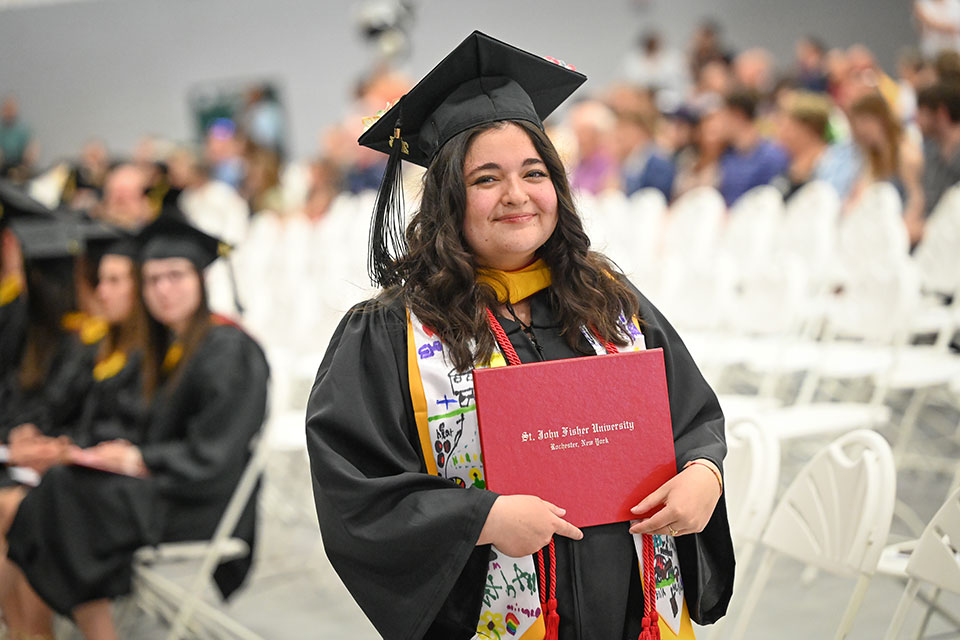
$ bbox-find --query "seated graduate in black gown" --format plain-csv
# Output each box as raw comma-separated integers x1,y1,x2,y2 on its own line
307,32,733,640
0,203,97,482
68,223,149,450
0,223,148,538
1,211,269,640
0,180,39,379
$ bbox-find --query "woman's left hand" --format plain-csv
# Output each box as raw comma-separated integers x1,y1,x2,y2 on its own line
628,462,722,537
76,440,148,477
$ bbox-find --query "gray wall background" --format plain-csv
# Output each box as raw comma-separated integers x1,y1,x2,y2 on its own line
0,0,915,164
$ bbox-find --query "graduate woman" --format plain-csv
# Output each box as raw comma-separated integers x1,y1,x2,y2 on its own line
0,225,147,538
1,211,269,640
307,32,734,640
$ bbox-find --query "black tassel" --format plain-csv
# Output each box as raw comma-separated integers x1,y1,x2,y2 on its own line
367,119,409,287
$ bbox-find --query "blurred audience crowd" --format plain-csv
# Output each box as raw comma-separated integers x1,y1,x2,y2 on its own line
1,10,959,637
4,16,959,256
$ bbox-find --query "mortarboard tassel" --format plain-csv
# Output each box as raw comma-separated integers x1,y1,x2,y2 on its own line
367,117,409,287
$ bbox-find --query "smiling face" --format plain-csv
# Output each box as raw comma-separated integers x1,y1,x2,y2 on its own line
461,122,559,271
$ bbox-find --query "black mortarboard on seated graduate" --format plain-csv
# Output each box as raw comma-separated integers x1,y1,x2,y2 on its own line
77,217,138,261
357,30,586,286
137,204,227,270
136,204,244,313
0,179,82,262
0,178,56,229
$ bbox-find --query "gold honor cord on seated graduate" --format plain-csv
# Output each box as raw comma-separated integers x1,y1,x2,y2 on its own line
407,308,695,639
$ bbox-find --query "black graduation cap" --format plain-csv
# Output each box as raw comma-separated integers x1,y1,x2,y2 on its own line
136,205,244,313
0,178,56,228
357,31,586,287
1,179,84,261
77,217,138,261
358,31,586,167
136,205,230,271
7,217,83,261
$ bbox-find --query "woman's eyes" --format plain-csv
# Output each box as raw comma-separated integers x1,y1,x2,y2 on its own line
471,170,548,185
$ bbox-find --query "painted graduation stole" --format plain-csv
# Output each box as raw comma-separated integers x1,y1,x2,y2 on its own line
407,308,695,639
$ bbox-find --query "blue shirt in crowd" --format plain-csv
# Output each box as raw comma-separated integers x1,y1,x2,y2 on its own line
622,144,676,200
719,140,790,205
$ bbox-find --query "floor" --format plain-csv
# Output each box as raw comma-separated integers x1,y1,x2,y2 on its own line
61,373,960,639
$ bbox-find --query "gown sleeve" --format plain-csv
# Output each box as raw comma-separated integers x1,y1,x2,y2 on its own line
306,300,498,640
139,327,269,501
630,284,736,625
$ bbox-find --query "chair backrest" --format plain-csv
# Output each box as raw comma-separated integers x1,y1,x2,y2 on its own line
722,185,785,272
760,429,896,576
724,419,781,543
779,181,842,284
913,183,960,296
839,181,908,274
589,188,631,264
904,486,960,593
826,257,921,345
662,186,726,266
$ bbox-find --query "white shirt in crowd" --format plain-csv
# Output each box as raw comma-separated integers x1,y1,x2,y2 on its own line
917,0,960,57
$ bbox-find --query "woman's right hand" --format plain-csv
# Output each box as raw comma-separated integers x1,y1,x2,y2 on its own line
477,495,583,557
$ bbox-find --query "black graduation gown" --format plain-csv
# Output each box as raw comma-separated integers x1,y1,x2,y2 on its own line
70,350,146,449
0,294,27,378
6,322,270,615
306,285,735,640
0,330,95,441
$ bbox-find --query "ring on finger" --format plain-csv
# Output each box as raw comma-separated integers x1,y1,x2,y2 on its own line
667,525,679,536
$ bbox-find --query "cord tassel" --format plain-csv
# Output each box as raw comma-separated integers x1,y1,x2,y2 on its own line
368,119,408,287
638,533,661,640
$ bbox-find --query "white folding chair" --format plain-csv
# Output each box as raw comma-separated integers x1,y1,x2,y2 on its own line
705,419,781,640
131,419,274,640
661,185,726,268
723,419,780,573
722,185,784,274
728,429,896,640
883,487,960,640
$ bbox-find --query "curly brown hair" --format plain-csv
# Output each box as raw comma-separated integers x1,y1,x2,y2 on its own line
383,119,641,372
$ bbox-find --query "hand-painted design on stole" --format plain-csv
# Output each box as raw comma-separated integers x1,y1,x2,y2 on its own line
410,311,542,640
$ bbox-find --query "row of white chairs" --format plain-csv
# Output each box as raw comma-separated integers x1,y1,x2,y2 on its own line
719,422,960,639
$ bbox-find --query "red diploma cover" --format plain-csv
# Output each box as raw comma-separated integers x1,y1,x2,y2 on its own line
474,348,676,528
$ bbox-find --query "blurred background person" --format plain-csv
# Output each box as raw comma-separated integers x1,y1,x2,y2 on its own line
612,103,676,199
674,101,726,197
238,84,287,161
793,36,830,93
0,97,38,182
620,29,690,100
94,164,155,231
569,99,619,194
60,139,111,211
243,146,285,215
847,92,926,244
688,19,731,79
204,118,245,191
915,0,960,58
920,82,960,220
717,90,790,205
773,91,843,198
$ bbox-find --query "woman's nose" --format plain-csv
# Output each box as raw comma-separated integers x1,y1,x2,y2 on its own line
501,175,529,206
